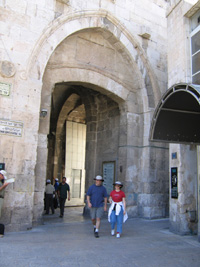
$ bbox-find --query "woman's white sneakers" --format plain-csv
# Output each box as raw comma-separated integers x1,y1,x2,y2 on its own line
116,233,120,238
111,229,115,236
111,230,120,238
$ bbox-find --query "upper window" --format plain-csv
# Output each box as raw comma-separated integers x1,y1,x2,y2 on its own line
191,10,200,84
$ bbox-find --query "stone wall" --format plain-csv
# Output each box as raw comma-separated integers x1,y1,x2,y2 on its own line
167,1,199,235
0,0,169,230
169,144,198,234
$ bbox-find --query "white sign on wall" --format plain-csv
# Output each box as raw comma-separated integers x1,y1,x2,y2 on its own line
0,119,23,137
0,82,11,96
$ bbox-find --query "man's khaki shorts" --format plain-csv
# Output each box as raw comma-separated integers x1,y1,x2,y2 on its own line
90,207,104,219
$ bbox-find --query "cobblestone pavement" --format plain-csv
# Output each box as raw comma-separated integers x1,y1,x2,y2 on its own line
0,207,200,267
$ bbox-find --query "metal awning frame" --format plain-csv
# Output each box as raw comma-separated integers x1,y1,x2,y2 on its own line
150,83,200,145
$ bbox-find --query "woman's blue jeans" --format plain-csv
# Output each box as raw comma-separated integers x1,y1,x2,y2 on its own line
110,208,123,233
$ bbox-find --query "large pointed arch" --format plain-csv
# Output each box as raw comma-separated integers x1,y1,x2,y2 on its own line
20,9,161,108
150,83,200,144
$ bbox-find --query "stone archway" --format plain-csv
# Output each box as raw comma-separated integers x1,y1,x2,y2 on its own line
21,10,160,107
150,83,200,236
32,11,168,224
47,83,122,206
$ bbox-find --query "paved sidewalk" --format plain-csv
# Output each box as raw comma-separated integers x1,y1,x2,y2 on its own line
0,207,200,267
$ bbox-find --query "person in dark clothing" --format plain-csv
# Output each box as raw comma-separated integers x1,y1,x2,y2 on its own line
57,177,70,218
45,179,55,215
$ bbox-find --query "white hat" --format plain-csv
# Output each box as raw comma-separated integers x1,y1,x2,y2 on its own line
94,175,104,181
55,178,59,181
0,170,7,180
46,179,51,183
113,181,123,188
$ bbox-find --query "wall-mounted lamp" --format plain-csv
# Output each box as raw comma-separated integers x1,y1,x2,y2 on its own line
40,108,48,118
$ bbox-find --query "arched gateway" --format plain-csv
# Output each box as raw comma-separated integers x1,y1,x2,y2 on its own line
31,11,169,224
15,10,169,227
150,83,200,239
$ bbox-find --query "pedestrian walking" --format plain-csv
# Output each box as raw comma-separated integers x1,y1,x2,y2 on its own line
57,177,70,218
0,170,9,219
54,178,59,191
45,179,55,215
86,175,108,238
108,181,128,238
54,178,60,208
0,170,11,237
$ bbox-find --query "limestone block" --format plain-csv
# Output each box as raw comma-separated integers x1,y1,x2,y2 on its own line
0,208,11,224
37,134,48,149
32,205,44,224
142,206,151,218
151,207,166,218
23,130,39,145
126,205,138,217
26,2,37,17
0,138,14,158
36,8,54,21
11,206,33,224
12,92,29,110
13,174,35,193
13,142,26,162
116,4,130,21
34,176,46,193
31,0,46,8
138,193,165,207
35,161,47,181
126,164,139,181
6,0,27,14
118,128,127,146
7,191,26,208
126,192,137,206
36,146,48,164
0,107,12,119
34,191,45,206
23,160,36,177
27,94,41,112
7,158,25,176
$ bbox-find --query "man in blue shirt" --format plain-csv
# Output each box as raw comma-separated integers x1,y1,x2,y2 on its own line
87,175,108,238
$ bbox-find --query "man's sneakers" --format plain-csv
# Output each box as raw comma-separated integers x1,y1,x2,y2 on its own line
116,233,120,238
94,230,99,238
111,229,115,236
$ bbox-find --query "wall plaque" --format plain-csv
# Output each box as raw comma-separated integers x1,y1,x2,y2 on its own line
102,161,115,195
0,119,23,137
0,82,11,96
171,167,178,199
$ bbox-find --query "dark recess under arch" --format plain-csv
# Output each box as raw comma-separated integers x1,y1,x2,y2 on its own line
150,83,200,144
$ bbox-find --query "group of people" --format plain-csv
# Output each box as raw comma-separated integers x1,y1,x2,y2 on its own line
87,175,128,238
45,174,127,238
1,170,127,238
45,177,70,218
